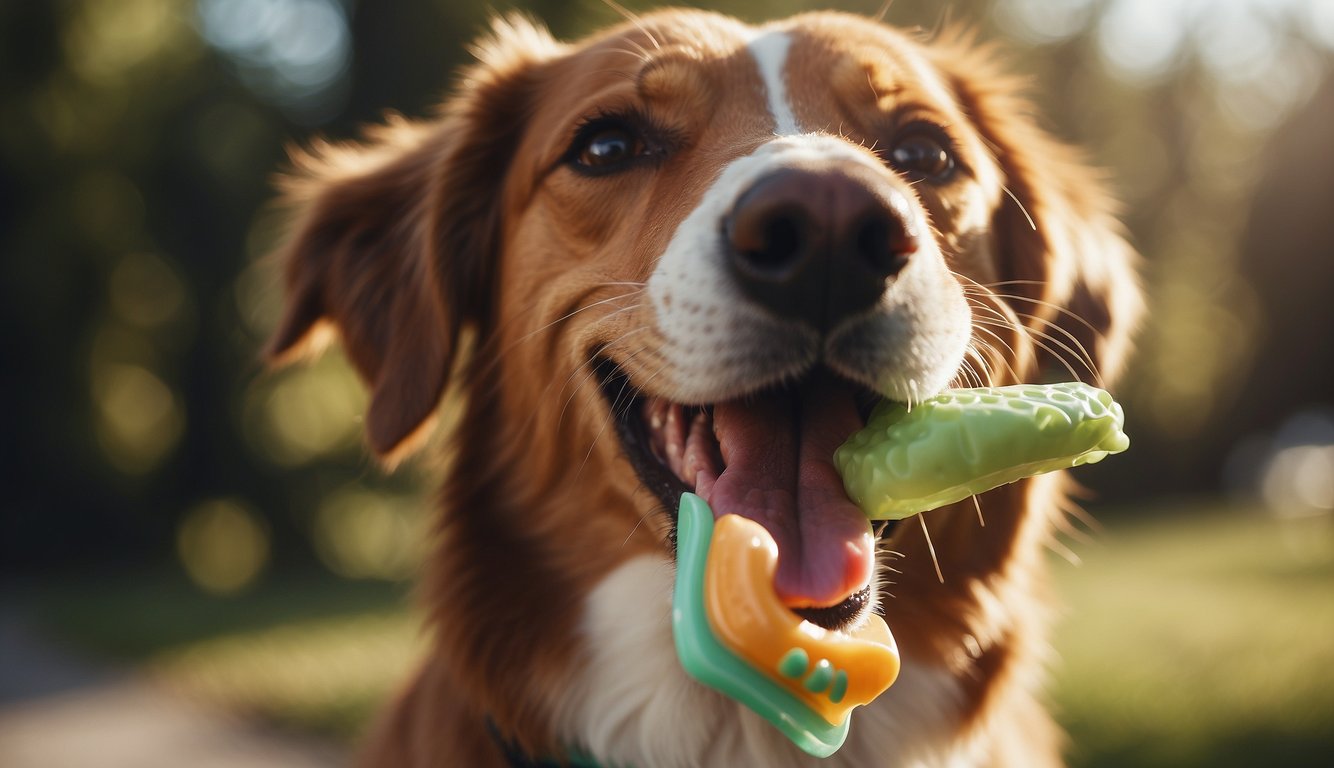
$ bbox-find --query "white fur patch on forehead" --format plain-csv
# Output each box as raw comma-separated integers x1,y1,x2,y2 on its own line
746,31,799,136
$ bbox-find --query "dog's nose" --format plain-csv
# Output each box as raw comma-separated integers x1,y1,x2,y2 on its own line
724,166,919,332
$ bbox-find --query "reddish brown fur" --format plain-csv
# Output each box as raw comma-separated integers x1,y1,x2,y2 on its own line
268,9,1140,766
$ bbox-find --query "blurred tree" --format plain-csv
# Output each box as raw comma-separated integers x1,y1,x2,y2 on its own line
1230,78,1334,452
0,0,924,577
987,0,1334,501
3,0,1331,579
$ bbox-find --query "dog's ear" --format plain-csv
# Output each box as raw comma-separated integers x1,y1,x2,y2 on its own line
929,39,1143,385
267,17,561,460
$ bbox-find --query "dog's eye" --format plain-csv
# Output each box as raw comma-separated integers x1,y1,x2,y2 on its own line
889,127,956,182
573,124,643,172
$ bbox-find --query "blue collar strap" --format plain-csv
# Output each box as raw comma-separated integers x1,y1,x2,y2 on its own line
487,720,605,768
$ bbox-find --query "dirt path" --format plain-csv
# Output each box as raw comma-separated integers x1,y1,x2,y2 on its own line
0,611,345,768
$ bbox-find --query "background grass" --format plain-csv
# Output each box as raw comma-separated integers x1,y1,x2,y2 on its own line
20,501,1334,765
1050,503,1334,768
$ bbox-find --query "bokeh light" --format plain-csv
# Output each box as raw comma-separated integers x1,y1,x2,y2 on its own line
995,0,1097,44
108,252,191,331
176,498,272,594
232,252,286,341
313,486,428,581
1094,0,1187,82
70,170,145,249
63,0,199,86
997,0,1334,131
242,350,367,467
92,361,186,474
1263,445,1334,516
1254,409,1334,517
195,0,352,121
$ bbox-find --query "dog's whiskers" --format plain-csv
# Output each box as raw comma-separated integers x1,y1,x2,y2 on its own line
954,349,989,389
917,513,944,585
1001,184,1036,231
953,354,981,388
956,270,1105,385
570,336,664,486
998,306,1102,384
972,318,1094,384
573,378,626,485
964,325,1026,384
621,487,659,548
556,327,651,435
599,0,663,52
514,287,646,348
470,284,646,384
956,272,1032,354
492,324,645,470
971,280,1107,342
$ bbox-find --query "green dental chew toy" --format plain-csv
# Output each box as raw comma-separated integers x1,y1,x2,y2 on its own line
671,381,1128,757
835,382,1129,519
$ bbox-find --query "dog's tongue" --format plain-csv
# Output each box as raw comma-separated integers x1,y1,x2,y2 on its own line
703,374,876,608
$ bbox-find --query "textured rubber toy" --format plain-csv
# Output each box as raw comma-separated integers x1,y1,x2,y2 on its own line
834,382,1129,520
674,493,881,757
703,512,899,725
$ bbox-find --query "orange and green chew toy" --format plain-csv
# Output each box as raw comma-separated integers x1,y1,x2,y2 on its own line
673,493,899,757
671,382,1128,756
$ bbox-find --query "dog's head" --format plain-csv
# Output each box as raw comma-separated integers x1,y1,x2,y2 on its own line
268,8,1140,759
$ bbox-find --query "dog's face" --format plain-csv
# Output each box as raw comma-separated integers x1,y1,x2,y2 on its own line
268,9,1140,764
486,14,1040,616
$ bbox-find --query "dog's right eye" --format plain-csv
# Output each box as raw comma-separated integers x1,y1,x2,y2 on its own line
579,127,639,167
568,118,648,174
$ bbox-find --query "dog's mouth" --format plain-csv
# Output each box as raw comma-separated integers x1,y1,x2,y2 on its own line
599,359,893,630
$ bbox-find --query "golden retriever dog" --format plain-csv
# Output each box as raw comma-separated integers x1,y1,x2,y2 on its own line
268,9,1141,767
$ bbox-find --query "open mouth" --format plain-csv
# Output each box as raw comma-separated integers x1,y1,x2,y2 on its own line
598,358,895,631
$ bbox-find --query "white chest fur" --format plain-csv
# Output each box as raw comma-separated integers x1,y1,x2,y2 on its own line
552,555,970,768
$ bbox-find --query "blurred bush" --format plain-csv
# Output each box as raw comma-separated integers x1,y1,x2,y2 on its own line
2,0,1331,581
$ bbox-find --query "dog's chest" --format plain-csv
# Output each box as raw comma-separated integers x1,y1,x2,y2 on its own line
552,556,969,768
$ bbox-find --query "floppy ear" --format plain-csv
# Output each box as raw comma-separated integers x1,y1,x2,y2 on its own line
267,17,561,459
929,39,1144,385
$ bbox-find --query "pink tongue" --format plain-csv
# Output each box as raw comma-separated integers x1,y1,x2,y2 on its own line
705,374,876,608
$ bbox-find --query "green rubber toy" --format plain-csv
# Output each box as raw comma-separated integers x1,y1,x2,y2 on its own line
672,492,851,757
834,382,1129,520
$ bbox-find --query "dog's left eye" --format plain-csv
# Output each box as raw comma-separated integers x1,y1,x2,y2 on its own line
571,122,644,172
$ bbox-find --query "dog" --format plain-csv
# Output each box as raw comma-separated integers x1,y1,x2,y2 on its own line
267,9,1141,767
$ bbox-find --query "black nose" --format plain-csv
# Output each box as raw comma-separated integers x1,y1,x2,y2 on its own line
724,166,919,332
